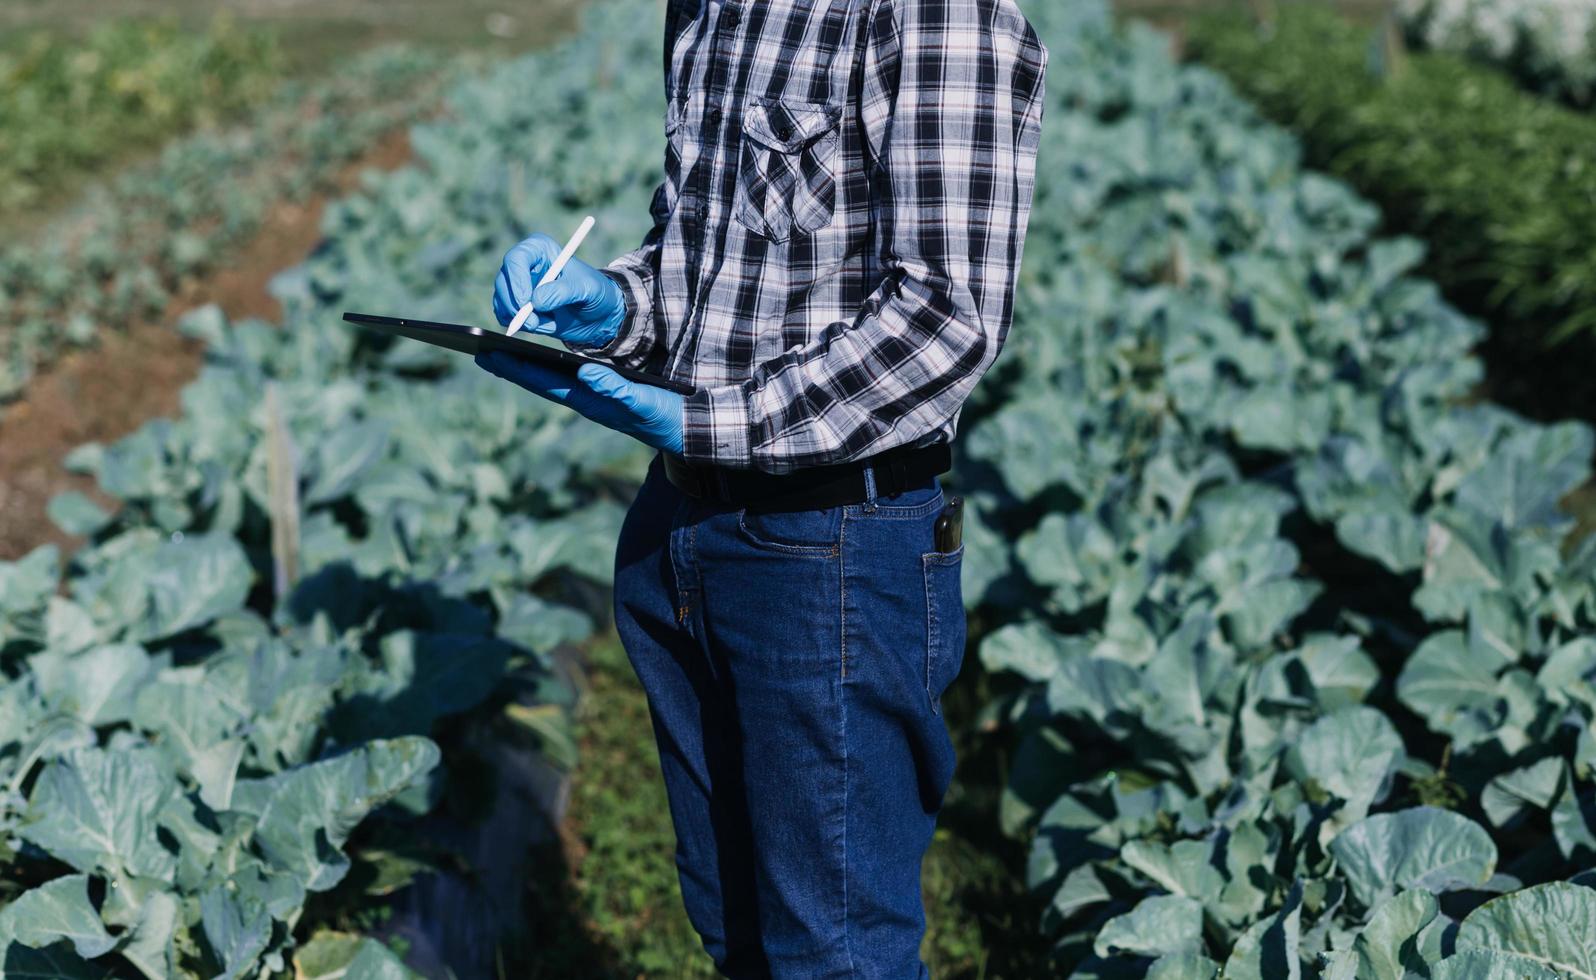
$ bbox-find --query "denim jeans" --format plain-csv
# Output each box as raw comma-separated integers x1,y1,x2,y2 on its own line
612,454,967,979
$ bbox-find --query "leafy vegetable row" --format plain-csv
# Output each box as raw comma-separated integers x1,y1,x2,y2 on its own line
0,3,667,976
950,2,1596,975
1187,6,1596,376
0,44,450,408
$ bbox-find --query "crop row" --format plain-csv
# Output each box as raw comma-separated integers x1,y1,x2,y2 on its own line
0,3,665,976
952,2,1596,974
0,44,451,408
1398,0,1596,106
1186,6,1596,399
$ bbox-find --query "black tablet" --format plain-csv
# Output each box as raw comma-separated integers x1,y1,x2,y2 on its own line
342,312,697,396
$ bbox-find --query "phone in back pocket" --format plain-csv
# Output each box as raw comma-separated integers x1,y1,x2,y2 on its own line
934,496,964,554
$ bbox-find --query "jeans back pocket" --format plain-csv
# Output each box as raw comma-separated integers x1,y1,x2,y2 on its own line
922,545,966,714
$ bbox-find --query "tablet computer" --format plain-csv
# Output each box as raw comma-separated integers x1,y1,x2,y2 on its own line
342,312,697,396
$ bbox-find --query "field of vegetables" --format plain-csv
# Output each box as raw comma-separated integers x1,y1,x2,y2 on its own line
1188,4,1596,425
2,0,1595,977
966,4,1596,973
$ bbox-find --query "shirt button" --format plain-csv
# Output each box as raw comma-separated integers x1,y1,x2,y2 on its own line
707,106,722,126
723,6,741,29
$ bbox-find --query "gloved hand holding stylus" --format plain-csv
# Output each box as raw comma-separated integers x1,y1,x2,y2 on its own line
491,232,625,349
484,229,683,454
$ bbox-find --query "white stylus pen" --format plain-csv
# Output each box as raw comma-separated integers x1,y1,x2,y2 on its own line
505,214,596,337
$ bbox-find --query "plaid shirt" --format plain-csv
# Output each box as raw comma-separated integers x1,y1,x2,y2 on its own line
583,0,1048,474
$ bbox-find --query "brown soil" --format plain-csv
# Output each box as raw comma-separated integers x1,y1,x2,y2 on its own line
0,128,414,562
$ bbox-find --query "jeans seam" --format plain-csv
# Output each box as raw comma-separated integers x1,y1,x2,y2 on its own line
839,514,854,976
839,514,849,680
669,495,692,627
922,553,939,715
688,520,699,627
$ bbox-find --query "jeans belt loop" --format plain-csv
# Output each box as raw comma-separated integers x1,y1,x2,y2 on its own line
861,462,879,514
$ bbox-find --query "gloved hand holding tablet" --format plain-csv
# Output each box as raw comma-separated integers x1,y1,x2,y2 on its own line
339,312,696,397
345,222,691,454
476,352,685,455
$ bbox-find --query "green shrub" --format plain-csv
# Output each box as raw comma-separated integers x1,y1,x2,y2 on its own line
0,18,282,213
1188,5,1596,356
1399,0,1596,107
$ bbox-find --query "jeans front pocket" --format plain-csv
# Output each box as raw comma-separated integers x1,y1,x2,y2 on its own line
731,99,841,243
737,505,843,557
922,545,966,714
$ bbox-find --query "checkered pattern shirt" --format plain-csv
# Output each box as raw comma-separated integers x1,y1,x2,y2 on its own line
580,0,1049,474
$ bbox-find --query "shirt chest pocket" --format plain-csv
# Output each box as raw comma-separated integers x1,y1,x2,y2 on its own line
731,99,842,243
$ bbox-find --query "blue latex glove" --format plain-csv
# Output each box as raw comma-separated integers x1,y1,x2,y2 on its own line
491,233,625,349
477,351,684,454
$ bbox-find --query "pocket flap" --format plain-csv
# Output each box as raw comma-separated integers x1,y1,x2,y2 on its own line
742,99,840,153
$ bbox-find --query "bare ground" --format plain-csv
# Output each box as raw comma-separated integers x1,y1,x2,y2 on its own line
0,129,414,562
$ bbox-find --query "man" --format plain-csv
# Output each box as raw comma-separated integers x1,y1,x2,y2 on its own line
478,1,1046,975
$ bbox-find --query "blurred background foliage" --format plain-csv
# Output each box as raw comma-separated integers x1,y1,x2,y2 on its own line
0,0,584,71
0,0,584,228
0,18,282,214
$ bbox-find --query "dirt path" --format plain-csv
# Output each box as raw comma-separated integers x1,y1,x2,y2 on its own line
0,129,413,561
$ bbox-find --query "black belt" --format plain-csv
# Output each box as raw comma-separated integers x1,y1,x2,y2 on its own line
661,442,952,513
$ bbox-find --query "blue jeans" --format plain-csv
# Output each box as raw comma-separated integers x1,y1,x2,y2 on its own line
612,455,967,979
